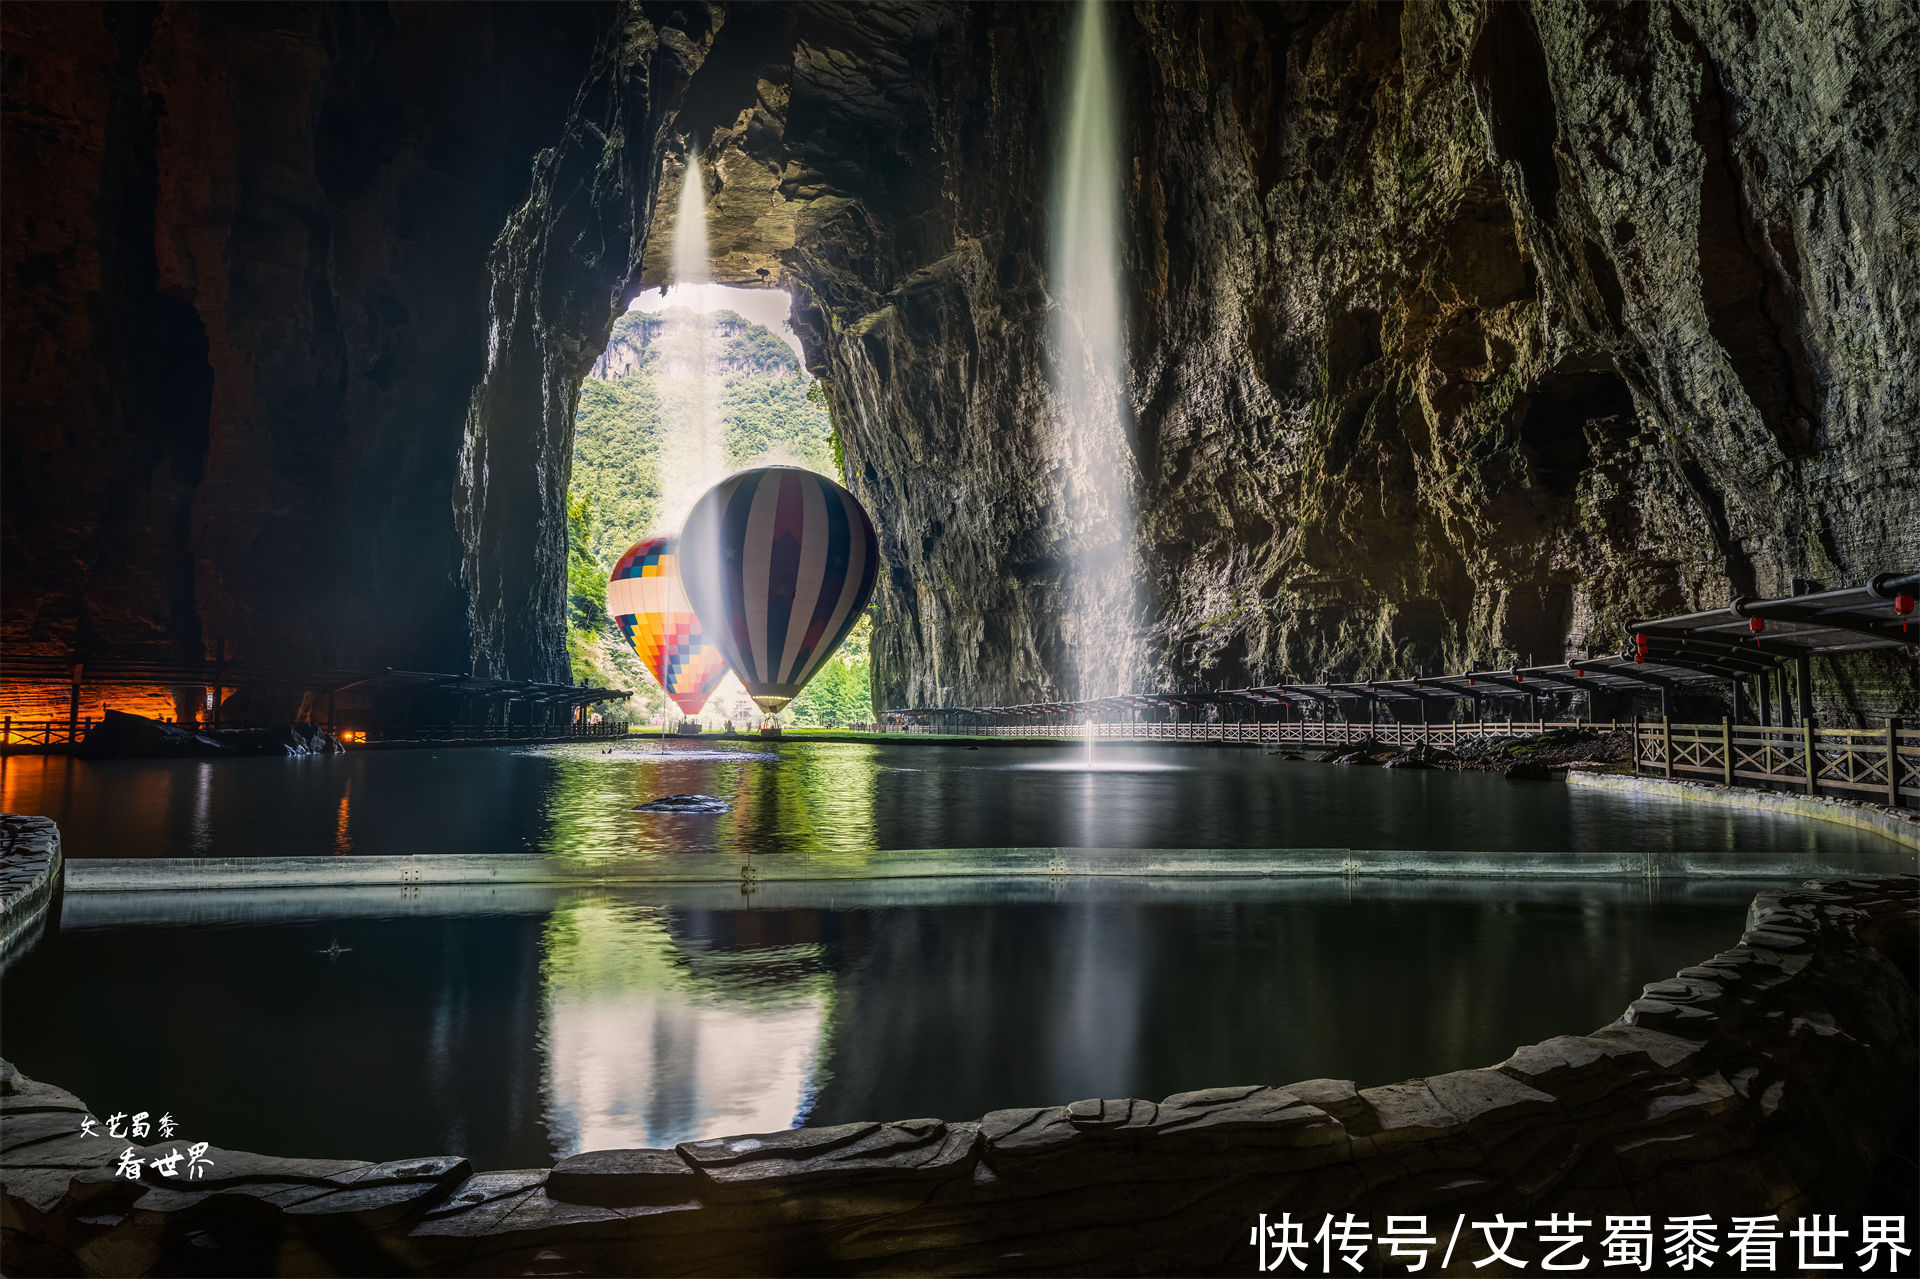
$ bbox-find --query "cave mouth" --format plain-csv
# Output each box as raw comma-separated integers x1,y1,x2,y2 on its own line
566,279,866,729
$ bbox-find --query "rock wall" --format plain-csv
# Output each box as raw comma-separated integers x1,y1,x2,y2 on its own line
5,1,1915,713
3,874,1913,1275
757,2,1919,718
0,1,711,688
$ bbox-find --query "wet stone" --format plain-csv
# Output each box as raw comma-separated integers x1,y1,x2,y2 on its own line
679,1120,978,1196
547,1149,698,1206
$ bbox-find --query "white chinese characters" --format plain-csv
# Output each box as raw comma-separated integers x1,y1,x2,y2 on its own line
81,1108,207,1181
1246,1212,1912,1274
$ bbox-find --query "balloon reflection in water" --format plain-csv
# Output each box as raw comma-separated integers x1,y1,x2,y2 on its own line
539,902,833,1156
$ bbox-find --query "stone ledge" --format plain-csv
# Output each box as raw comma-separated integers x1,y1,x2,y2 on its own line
1566,768,1920,850
2,874,1913,1276
0,815,62,967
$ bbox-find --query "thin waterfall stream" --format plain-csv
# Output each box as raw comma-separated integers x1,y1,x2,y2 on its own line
658,151,724,534
1051,0,1136,751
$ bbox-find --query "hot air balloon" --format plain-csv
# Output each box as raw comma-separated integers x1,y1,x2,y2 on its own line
607,535,731,718
678,466,879,715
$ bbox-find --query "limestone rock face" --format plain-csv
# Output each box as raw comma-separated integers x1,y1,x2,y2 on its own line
755,2,1918,717
3,2,1914,717
0,1,712,684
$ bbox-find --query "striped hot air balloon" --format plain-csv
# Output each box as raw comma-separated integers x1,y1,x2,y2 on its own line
607,536,731,718
678,466,879,715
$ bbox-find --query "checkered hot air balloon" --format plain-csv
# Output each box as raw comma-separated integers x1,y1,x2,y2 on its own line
678,466,879,715
607,536,731,718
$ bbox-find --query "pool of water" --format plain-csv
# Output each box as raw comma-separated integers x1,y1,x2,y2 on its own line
0,739,1906,862
2,878,1765,1171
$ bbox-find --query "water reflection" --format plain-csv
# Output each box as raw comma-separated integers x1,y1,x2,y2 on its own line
538,902,831,1152
3,878,1777,1171
0,740,1907,864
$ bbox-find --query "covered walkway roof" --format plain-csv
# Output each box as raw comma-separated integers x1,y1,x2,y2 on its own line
887,656,1719,720
1625,571,1917,679
888,572,1915,722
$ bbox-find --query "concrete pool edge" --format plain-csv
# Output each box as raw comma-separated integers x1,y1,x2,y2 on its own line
0,816,61,967
2,874,1914,1277
1567,767,1920,851
54,842,1920,891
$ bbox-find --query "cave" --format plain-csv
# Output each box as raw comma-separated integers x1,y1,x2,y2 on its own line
4,0,1916,718
2,3,1917,1276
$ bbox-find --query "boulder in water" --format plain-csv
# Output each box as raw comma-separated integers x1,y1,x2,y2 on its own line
78,710,226,759
634,794,730,815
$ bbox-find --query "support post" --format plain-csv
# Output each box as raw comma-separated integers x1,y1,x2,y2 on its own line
1632,715,1640,774
1797,653,1814,728
1758,673,1772,727
68,663,82,740
1888,718,1901,808
1662,716,1673,779
212,637,226,730
1721,717,1732,785
1803,720,1817,797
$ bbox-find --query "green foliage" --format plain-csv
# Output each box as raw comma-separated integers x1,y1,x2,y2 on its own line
572,377,664,565
723,376,837,474
719,315,799,374
786,615,875,727
565,495,608,687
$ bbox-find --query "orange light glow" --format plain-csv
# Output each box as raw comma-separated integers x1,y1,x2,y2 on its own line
0,685,188,741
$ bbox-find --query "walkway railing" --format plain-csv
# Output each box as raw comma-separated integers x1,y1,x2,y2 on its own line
897,716,1915,808
0,717,632,748
903,719,1613,746
1635,719,1916,806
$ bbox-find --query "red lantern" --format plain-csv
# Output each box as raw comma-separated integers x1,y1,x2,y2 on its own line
1467,678,1476,686
1748,616,1765,634
1515,673,1525,683
1897,594,1914,633
1573,669,1584,678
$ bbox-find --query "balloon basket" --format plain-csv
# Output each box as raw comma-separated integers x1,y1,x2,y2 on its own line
674,719,703,736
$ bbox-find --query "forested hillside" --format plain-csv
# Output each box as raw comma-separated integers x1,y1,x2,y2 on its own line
566,308,871,726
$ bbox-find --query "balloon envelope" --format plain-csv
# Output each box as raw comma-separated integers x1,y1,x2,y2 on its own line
678,467,879,715
607,536,731,717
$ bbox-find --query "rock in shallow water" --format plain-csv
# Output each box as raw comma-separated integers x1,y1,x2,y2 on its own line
633,794,730,815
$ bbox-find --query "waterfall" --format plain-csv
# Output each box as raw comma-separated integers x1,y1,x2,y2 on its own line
658,151,723,532
1048,0,1138,708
